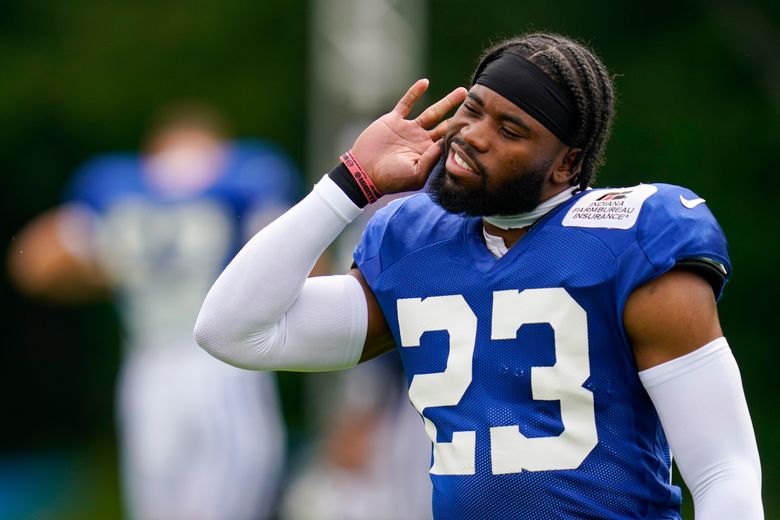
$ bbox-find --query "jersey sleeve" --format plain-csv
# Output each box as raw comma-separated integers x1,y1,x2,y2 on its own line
619,183,731,300
57,153,139,260
227,140,303,236
352,198,405,288
353,193,457,290
230,139,302,209
62,153,139,213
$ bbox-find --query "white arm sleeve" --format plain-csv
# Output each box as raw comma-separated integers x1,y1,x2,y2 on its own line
194,175,369,371
639,337,763,519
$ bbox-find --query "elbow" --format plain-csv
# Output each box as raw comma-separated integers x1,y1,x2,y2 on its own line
193,312,231,364
193,310,278,371
193,289,248,366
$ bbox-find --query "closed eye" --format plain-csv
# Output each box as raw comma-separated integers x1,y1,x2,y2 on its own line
500,127,523,139
461,102,480,116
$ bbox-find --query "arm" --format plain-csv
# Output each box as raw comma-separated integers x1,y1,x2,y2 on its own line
349,267,397,362
194,80,467,371
8,205,109,302
624,269,763,519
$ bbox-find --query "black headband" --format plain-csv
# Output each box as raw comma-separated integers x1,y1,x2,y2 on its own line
473,52,577,145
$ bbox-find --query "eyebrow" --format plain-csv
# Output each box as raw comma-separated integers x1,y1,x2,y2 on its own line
467,91,534,134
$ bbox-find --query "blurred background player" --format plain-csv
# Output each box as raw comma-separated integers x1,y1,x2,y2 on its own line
8,103,298,520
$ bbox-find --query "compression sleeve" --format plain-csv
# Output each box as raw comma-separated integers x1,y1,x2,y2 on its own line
639,337,763,519
194,175,368,371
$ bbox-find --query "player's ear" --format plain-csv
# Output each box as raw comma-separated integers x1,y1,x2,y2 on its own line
551,147,582,185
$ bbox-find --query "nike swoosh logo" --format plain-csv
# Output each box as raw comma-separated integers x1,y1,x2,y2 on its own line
680,195,706,209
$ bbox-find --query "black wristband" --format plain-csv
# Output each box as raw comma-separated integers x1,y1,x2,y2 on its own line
328,162,371,208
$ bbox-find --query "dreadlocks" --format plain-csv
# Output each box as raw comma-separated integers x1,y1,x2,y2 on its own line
472,33,616,190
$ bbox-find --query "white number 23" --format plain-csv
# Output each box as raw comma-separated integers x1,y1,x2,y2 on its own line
397,288,597,476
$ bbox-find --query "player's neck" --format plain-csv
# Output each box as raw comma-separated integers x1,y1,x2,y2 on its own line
481,185,578,252
483,221,528,250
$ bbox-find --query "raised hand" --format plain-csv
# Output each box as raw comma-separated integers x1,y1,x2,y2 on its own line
350,79,468,195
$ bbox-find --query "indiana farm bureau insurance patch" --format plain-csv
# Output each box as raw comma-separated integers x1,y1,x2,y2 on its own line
562,184,657,229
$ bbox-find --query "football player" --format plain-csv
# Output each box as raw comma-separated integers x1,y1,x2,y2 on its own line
11,104,296,520
195,33,763,519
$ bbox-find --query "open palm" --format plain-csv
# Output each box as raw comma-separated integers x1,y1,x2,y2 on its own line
351,79,467,195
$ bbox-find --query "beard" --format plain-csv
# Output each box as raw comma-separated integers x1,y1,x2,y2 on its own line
428,138,550,217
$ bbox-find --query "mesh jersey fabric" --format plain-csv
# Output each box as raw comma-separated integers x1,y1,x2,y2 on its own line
353,183,730,520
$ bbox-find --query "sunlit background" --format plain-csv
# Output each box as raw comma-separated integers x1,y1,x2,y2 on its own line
2,0,778,518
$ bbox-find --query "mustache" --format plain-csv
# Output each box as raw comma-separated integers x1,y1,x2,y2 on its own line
445,136,486,177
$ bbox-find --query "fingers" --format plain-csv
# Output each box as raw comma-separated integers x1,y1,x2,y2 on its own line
416,139,445,180
415,86,468,129
428,118,451,142
393,79,430,118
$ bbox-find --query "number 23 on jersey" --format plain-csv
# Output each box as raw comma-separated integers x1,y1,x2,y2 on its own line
397,288,598,476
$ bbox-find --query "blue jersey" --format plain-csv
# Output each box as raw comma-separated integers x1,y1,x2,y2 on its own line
354,184,730,520
64,139,300,352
